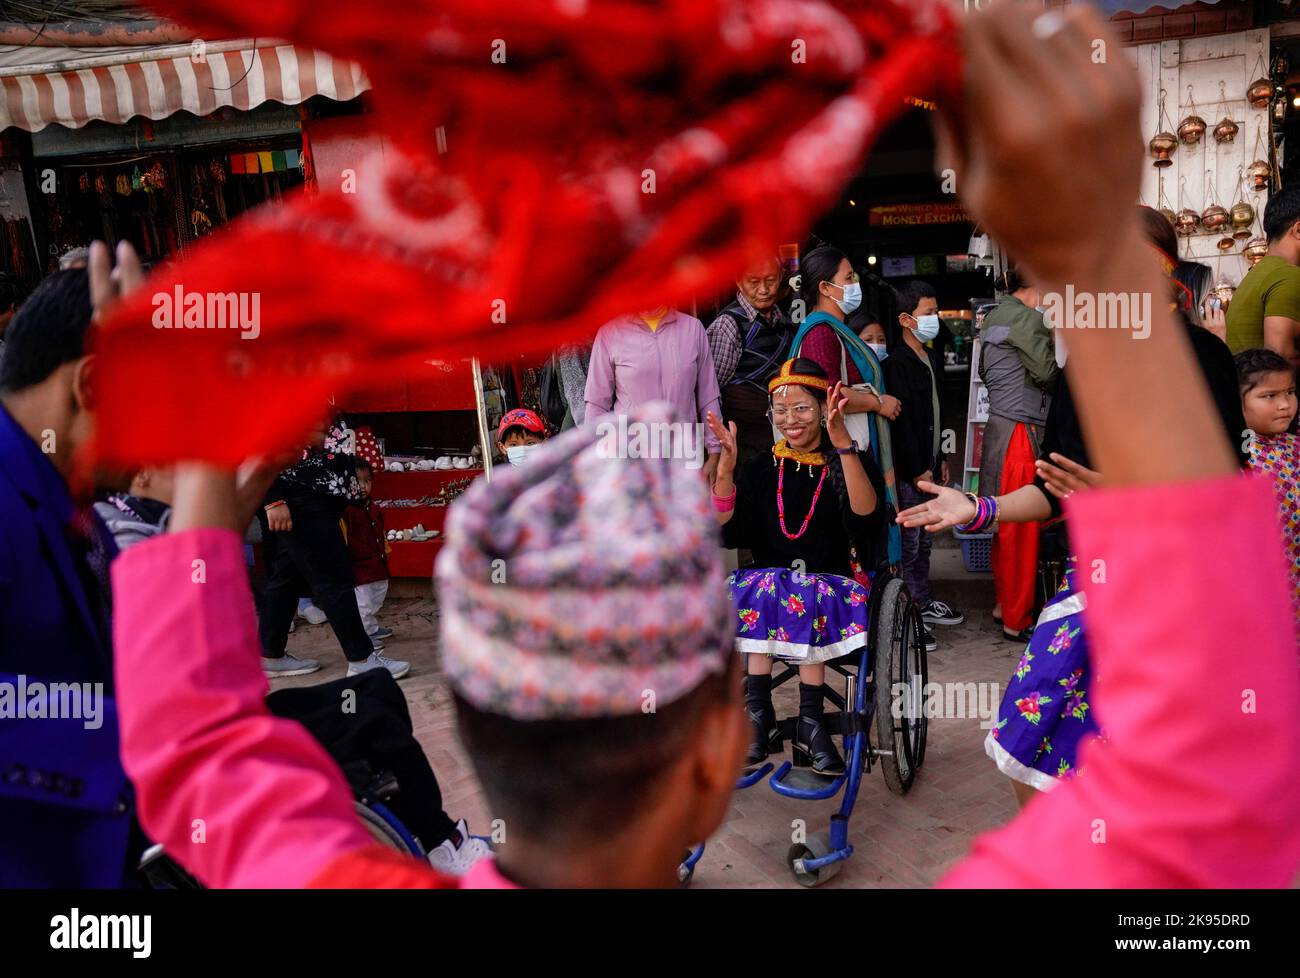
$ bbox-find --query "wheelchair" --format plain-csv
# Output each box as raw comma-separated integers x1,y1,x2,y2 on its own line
680,572,929,887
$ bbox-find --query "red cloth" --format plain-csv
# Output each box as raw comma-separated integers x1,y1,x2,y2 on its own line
990,422,1039,632
90,0,959,466
344,501,388,585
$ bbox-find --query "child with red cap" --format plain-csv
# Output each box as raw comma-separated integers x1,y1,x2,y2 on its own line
497,408,548,466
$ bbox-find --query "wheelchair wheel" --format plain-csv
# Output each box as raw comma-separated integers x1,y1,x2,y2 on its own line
787,831,842,887
871,577,929,795
354,800,423,857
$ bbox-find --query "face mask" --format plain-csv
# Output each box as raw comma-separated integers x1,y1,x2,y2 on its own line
506,444,540,467
911,314,940,342
827,280,862,315
867,342,888,360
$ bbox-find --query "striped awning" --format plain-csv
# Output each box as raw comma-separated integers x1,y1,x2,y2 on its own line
0,39,370,133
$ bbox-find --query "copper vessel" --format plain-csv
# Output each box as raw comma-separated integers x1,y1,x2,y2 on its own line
1247,159,1272,191
1177,114,1207,145
1244,237,1269,264
1159,207,1178,227
1213,116,1239,143
1230,200,1256,239
1201,204,1230,232
1149,131,1178,167
1175,208,1201,236
1248,77,1275,109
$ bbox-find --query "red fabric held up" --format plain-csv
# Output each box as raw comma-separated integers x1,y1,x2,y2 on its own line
91,1,960,466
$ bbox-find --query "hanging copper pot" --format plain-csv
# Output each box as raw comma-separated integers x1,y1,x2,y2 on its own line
1149,131,1178,167
1248,77,1275,109
1175,208,1201,236
1213,116,1239,143
1177,113,1208,145
1247,159,1272,190
1160,207,1178,227
1244,237,1269,264
1201,203,1230,232
1231,200,1256,239
1212,278,1236,306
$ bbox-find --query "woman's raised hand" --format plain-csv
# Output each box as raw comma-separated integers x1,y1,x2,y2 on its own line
706,410,738,474
1036,452,1103,499
826,381,854,449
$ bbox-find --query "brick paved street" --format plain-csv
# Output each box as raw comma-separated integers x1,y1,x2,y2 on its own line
280,547,1023,888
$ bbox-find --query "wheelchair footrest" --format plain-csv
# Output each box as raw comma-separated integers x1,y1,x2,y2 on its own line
769,761,846,799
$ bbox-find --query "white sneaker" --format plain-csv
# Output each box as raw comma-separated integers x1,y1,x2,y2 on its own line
297,602,328,626
427,819,492,876
346,652,410,680
262,653,321,678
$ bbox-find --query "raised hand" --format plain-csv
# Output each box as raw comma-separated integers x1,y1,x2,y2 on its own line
706,410,738,475
88,239,144,324
826,381,853,449
896,480,977,533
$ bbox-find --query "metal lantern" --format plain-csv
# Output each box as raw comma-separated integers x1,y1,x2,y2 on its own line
1149,131,1178,167
1244,237,1269,264
1175,208,1201,236
1212,277,1236,306
1201,203,1230,232
1230,200,1256,239
1160,207,1178,227
1213,116,1239,143
1177,113,1207,145
1247,159,1272,191
1248,77,1275,108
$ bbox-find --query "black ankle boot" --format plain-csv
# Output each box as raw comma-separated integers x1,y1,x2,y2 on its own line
743,674,780,765
794,682,845,777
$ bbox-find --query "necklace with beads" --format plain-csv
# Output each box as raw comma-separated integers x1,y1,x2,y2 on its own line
772,439,825,471
776,456,827,540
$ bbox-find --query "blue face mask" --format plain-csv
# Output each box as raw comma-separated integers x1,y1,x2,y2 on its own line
828,280,862,315
867,342,888,361
911,314,941,342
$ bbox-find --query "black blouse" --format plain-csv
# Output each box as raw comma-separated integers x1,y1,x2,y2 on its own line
722,448,887,576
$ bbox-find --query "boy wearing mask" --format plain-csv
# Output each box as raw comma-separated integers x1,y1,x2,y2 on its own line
497,408,548,466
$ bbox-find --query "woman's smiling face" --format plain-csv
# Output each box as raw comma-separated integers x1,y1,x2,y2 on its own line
770,385,823,450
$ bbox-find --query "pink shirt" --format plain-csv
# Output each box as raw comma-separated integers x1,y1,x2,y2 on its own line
583,310,723,453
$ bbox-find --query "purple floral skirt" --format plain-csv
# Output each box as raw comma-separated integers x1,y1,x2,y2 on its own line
728,568,873,663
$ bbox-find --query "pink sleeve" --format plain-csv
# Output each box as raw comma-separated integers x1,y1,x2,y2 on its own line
695,321,723,453
941,474,1300,887
113,528,373,888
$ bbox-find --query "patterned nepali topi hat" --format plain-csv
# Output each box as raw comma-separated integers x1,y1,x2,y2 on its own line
435,401,732,720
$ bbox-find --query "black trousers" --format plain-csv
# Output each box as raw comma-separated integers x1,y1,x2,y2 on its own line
258,490,374,663
267,670,456,850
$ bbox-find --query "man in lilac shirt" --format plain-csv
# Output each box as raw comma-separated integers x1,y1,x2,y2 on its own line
584,307,722,481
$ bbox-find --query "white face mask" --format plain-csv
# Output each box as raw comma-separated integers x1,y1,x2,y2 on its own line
506,444,540,466
867,342,888,360
826,280,862,315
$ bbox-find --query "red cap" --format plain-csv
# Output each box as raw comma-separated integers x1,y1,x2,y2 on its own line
498,408,547,439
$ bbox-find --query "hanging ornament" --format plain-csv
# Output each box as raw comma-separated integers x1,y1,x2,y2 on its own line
149,161,167,191
78,171,90,193
1177,85,1207,145
131,166,143,191
1247,158,1272,191
1211,271,1236,306
1149,87,1178,167
1175,176,1200,237
191,209,213,237
1157,175,1177,228
94,173,107,195
1248,49,1274,108
1212,82,1238,143
1229,165,1255,240
209,159,227,185
1244,237,1268,264
115,173,131,196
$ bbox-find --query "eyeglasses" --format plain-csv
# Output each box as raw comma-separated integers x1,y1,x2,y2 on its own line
767,405,817,421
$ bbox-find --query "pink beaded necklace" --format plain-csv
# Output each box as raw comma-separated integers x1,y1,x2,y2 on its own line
777,457,827,540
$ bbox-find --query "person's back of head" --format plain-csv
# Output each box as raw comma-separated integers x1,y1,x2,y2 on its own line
0,269,95,469
435,403,745,887
1263,184,1300,263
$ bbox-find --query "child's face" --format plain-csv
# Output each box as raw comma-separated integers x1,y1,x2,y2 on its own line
1243,370,1298,436
859,322,886,345
357,467,373,497
500,430,543,451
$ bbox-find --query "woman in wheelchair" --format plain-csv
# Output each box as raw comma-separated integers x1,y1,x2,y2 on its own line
707,358,887,778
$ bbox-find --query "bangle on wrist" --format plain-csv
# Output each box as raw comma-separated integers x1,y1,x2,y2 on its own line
955,493,998,533
265,500,286,511
710,485,736,513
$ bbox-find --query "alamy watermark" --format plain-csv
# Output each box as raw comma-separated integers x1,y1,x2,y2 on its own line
891,679,1001,729
151,285,261,340
0,675,104,729
595,415,707,470
1040,286,1152,340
